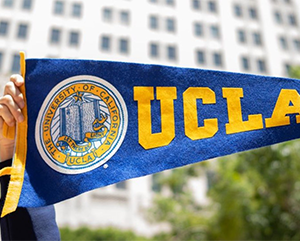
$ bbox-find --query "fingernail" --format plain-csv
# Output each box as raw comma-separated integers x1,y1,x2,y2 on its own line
16,75,23,84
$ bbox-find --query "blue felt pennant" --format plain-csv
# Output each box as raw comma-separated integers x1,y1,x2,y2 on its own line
8,58,300,208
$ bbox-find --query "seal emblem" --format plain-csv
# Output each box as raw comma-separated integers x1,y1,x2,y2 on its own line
35,75,128,174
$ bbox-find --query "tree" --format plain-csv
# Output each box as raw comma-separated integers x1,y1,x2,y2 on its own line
150,142,300,240
207,141,300,240
149,164,210,240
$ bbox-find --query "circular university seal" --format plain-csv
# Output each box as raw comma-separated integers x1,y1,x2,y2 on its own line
35,75,128,174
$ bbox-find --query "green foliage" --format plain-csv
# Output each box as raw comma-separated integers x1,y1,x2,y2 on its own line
289,66,300,79
149,141,300,240
60,226,150,241
207,141,300,240
148,164,209,240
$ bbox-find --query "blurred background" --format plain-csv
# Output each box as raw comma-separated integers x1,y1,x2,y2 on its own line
1,0,300,240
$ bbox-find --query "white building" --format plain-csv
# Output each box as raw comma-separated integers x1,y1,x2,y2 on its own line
0,0,300,236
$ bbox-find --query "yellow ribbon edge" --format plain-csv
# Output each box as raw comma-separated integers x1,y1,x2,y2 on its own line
1,51,28,217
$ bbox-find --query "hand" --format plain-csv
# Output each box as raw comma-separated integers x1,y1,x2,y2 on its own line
0,75,25,161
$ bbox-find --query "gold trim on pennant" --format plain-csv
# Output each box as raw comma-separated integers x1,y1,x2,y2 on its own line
1,51,28,217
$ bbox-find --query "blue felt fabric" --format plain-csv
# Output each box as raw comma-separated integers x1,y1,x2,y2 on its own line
18,59,300,207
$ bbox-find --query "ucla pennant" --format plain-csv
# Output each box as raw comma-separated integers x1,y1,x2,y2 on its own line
35,75,128,174
3,57,300,217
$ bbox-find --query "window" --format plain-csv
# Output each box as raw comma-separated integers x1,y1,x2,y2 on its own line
192,0,200,10
279,36,288,50
17,24,28,39
241,56,250,71
69,31,79,46
166,0,174,6
249,7,258,19
274,11,282,24
149,15,159,29
103,8,112,22
72,3,82,17
288,14,297,26
54,1,64,15
0,52,3,71
120,11,130,25
11,54,20,72
253,32,262,46
22,0,32,10
116,181,127,190
0,21,9,36
196,50,205,64
237,29,246,43
150,43,159,58
294,39,300,52
210,25,220,39
257,59,267,73
208,1,217,13
213,52,222,67
167,45,177,61
50,28,61,44
234,4,242,17
119,38,129,54
194,23,203,36
285,63,291,75
3,0,13,7
101,36,111,51
166,18,175,32
152,174,162,193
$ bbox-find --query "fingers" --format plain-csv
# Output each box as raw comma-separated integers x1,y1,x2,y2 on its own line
0,75,25,127
10,74,24,87
4,81,25,109
0,95,24,126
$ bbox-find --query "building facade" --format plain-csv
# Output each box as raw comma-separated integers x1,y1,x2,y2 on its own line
0,0,300,236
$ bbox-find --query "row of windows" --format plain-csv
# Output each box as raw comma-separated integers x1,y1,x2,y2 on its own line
0,52,265,76
196,50,223,67
2,0,32,10
237,29,263,46
193,23,221,39
278,36,300,51
192,0,218,13
100,36,130,54
149,43,177,61
102,8,130,25
53,1,82,18
233,4,259,20
273,10,298,26
272,0,293,4
149,0,175,7
149,16,176,33
100,36,178,61
0,21,29,39
50,28,80,46
240,56,267,73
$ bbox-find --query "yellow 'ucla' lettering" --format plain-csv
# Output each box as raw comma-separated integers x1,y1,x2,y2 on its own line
183,87,218,140
134,87,177,149
265,89,300,127
223,88,263,134
134,86,300,150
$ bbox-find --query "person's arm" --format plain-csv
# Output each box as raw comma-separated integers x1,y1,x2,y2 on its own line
0,75,60,240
